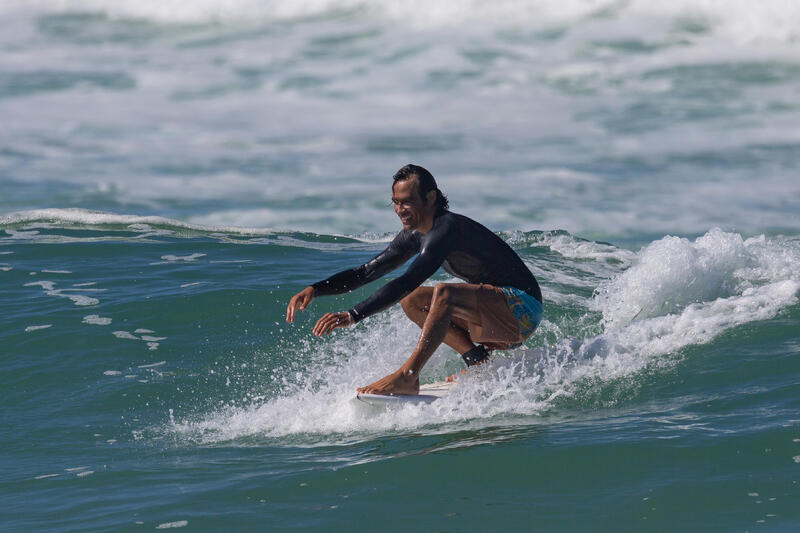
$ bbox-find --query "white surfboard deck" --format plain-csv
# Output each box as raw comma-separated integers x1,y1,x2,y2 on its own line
355,380,454,406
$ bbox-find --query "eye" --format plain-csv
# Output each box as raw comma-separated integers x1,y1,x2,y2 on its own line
391,198,414,208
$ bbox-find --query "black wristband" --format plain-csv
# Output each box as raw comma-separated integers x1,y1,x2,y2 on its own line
347,308,361,323
461,345,491,367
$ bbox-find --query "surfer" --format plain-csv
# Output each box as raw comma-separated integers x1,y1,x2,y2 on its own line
285,164,543,395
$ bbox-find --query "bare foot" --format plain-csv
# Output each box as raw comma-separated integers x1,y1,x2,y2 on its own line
357,369,420,395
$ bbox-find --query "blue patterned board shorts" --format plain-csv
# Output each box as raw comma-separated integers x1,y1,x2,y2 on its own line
498,287,543,349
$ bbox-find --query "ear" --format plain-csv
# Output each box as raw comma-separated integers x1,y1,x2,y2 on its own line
425,189,437,207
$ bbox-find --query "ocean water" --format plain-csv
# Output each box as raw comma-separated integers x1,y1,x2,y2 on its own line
2,1,800,531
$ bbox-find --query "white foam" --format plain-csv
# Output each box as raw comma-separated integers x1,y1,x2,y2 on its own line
160,253,206,262
519,232,639,298
127,223,152,231
595,229,800,329
579,279,799,381
83,315,112,325
25,280,55,291
41,269,72,274
134,329,155,334
113,331,139,340
545,235,637,267
139,361,166,368
156,521,188,530
5,229,40,240
63,294,100,306
0,209,278,237
8,0,799,43
25,324,52,332
24,280,100,306
104,370,123,376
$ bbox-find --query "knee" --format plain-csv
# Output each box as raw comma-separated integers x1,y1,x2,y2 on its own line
401,286,427,314
432,283,453,308
400,293,415,314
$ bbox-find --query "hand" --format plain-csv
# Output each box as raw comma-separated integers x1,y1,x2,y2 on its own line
286,286,315,323
312,311,354,336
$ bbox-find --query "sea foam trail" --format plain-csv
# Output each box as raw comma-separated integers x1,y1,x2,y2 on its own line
171,229,799,444
0,209,277,236
0,208,377,244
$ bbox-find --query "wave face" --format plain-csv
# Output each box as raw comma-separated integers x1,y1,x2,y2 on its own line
2,216,799,530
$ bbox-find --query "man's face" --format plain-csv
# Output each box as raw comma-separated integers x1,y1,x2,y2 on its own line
392,178,429,231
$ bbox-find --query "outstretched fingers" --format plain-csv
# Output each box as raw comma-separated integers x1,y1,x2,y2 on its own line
312,312,352,336
286,287,313,323
287,299,301,322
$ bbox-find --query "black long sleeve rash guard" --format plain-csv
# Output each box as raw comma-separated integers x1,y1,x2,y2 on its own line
311,211,542,323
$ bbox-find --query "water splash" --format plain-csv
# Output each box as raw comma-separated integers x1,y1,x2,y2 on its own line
169,229,799,445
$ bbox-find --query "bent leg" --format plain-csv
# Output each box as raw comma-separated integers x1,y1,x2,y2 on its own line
358,283,501,395
401,286,475,355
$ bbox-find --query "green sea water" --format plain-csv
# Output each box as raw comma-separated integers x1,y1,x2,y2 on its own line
2,218,799,531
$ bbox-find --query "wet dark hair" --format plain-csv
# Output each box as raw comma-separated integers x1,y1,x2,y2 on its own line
392,164,449,214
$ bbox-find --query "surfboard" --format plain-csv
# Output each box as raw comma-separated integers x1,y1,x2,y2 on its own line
355,380,454,406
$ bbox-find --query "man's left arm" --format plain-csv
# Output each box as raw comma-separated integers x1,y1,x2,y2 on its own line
288,232,415,335
311,244,450,336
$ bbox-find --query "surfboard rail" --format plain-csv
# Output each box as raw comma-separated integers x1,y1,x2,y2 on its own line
354,380,454,406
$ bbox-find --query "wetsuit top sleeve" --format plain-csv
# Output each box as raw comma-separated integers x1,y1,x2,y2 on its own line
349,215,456,322
310,231,416,297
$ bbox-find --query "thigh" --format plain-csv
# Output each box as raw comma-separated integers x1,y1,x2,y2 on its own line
438,283,521,345
441,283,500,321
406,285,434,309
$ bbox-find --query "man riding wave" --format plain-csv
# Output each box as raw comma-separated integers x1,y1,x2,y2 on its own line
286,164,543,395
